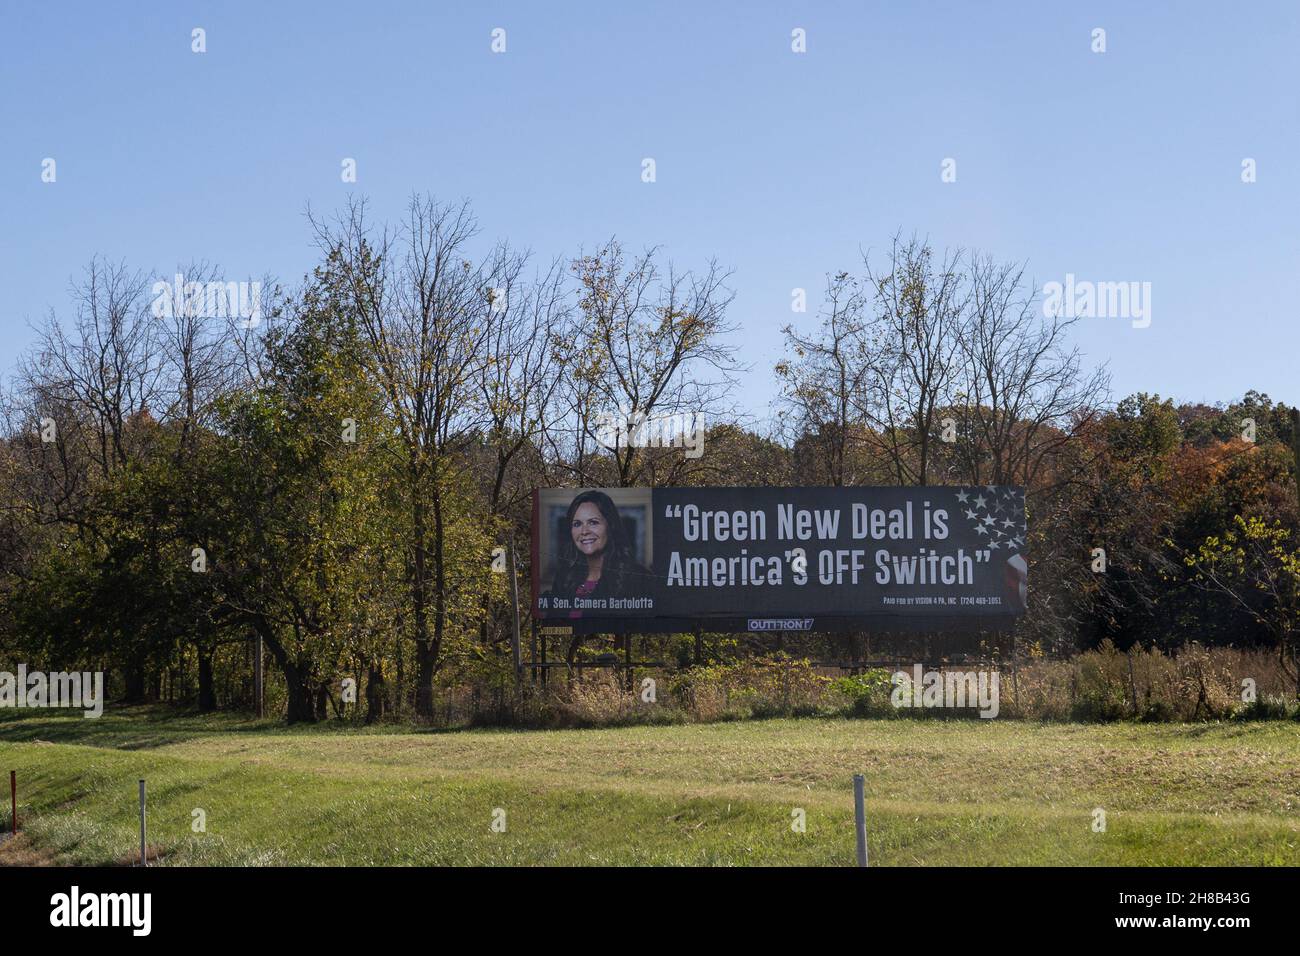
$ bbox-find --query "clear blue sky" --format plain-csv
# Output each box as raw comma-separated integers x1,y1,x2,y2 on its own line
3,1,1297,417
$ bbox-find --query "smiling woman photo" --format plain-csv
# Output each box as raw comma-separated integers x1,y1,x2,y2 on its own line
548,490,653,616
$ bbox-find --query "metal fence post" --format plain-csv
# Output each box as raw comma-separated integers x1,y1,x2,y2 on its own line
853,773,868,867
138,779,147,866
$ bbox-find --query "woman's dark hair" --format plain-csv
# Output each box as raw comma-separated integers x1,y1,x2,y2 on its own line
551,490,647,599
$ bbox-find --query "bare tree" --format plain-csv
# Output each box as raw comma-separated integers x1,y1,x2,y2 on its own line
22,258,161,481
776,271,873,486
857,234,967,486
951,253,1110,489
558,240,741,488
477,255,574,517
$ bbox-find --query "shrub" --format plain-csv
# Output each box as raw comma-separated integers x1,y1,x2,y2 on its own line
828,669,897,718
1138,699,1176,723
546,671,680,727
1233,693,1297,721
1068,641,1134,721
1174,643,1238,719
443,642,1297,727
668,655,829,720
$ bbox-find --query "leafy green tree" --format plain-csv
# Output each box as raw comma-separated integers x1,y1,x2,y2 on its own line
203,269,399,721
1186,516,1300,697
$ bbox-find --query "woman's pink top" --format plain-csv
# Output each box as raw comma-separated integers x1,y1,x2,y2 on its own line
570,578,599,619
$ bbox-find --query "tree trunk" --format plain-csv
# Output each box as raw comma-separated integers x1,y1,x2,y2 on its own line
431,487,449,708
411,489,433,716
394,613,405,716
278,660,316,723
197,648,217,712
415,643,437,718
365,663,386,724
414,484,448,717
123,659,146,703
315,682,332,722
253,618,315,723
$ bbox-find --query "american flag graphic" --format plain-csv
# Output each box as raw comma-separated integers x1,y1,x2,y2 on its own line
954,486,1026,554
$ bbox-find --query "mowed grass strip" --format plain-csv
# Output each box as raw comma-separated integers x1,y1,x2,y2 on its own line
1,709,1298,865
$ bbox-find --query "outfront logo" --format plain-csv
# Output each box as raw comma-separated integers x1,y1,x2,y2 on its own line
49,886,151,936
748,618,815,631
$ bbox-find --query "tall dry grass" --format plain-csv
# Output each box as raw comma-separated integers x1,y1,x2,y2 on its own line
352,645,1299,729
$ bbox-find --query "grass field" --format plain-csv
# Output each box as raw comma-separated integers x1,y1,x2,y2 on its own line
1,707,1298,866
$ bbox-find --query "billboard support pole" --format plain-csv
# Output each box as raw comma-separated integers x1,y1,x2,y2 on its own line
508,542,523,687
540,624,547,686
693,624,703,666
529,620,538,684
1010,629,1019,708
624,627,633,692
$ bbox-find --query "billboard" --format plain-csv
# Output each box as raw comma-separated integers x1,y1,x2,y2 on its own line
532,486,1026,625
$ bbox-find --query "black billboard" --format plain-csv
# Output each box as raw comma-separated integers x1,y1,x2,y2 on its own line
531,486,1026,625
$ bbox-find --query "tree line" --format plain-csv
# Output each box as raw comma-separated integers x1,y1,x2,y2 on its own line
1,196,1296,721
